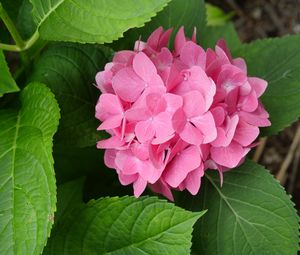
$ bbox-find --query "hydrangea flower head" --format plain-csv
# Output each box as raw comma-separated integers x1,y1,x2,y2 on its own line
95,27,270,200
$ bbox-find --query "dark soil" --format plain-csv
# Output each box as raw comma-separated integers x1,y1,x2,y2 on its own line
208,0,300,213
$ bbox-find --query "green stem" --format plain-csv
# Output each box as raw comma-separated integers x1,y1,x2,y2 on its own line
0,2,24,48
0,3,39,52
0,30,39,52
0,42,20,51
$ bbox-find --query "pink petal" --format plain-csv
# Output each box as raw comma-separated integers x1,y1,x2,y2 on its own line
104,149,117,169
150,179,174,201
192,27,197,43
174,27,186,56
211,106,226,126
148,73,165,89
133,177,148,197
240,112,271,127
248,77,268,97
233,57,247,73
164,145,201,187
166,62,183,92
210,141,245,168
217,39,232,61
97,93,123,115
135,119,155,143
112,67,145,102
147,27,164,50
158,28,173,49
133,52,156,82
182,90,206,117
180,41,206,68
113,50,135,65
97,136,125,149
146,93,167,115
211,127,227,147
217,64,247,89
95,69,114,94
98,115,122,130
180,122,204,145
118,172,138,185
115,151,138,175
182,164,204,195
134,40,147,52
240,90,258,112
172,108,187,133
131,141,150,161
191,111,217,143
153,111,175,139
164,93,183,113
139,160,163,184
234,120,259,146
176,66,216,110
125,108,150,122
154,47,173,71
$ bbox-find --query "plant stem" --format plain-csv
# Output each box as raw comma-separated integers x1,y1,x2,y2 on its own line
0,30,39,52
0,3,39,52
0,2,24,48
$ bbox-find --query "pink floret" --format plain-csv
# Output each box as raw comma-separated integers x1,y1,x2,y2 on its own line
95,26,271,200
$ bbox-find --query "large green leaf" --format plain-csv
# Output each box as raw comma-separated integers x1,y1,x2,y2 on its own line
44,196,204,255
0,0,23,23
30,43,110,147
0,83,60,254
233,35,300,135
113,0,206,50
16,0,37,40
199,23,241,50
177,160,298,255
0,50,19,97
54,178,84,224
29,0,170,44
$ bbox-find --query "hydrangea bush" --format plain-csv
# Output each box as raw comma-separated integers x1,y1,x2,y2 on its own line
0,1,299,255
96,27,270,199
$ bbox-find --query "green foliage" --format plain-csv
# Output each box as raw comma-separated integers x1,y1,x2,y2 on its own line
0,50,19,97
113,0,206,50
0,1,299,255
199,23,241,50
29,0,171,44
0,83,60,254
54,178,84,224
234,35,300,136
30,43,110,147
44,196,204,255
16,0,37,40
206,3,234,26
177,160,299,255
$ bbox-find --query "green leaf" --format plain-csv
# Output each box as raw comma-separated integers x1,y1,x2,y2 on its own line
29,0,171,44
44,196,204,255
178,160,299,255
113,0,206,50
206,3,234,26
199,22,241,50
54,178,84,224
0,50,19,97
0,83,60,254
0,0,23,23
16,0,37,40
233,35,300,135
30,43,110,147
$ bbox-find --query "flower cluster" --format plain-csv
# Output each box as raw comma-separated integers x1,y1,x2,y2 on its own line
95,27,270,200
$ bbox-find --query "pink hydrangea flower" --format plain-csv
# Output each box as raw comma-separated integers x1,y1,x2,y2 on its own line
95,27,270,200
